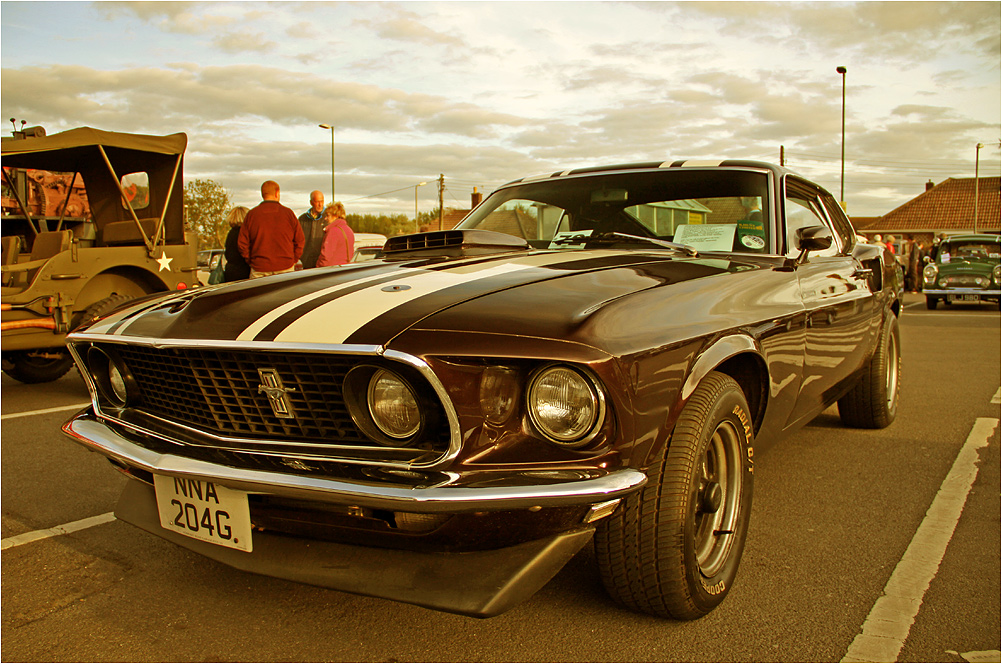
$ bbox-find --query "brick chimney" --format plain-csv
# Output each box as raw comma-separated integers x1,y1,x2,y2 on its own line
925,180,935,191
471,187,483,208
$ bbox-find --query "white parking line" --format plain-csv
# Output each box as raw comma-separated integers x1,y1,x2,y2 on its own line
1,512,116,551
841,417,1000,663
991,387,1001,405
0,402,90,420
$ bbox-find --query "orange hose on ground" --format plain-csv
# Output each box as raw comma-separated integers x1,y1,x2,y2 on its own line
1,318,57,331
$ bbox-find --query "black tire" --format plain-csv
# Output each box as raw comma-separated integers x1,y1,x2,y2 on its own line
73,293,135,330
594,371,754,620
1,349,74,383
838,314,900,429
925,297,938,310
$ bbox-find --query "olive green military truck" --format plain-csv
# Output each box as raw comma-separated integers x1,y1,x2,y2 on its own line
2,127,198,383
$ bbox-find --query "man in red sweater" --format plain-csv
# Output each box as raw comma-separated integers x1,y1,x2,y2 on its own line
238,180,305,278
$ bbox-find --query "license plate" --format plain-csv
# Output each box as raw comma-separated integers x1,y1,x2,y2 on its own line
949,294,980,303
153,475,253,552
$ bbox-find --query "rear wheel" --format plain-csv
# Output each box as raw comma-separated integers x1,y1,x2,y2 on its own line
1,349,74,383
594,372,754,619
838,314,900,428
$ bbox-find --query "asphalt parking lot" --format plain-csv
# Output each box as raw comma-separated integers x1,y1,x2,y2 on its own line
2,293,999,662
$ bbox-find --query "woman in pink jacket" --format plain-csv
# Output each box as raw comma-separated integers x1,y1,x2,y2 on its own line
315,202,356,267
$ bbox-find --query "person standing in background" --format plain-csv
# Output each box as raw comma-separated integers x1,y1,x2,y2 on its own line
239,180,304,278
222,206,251,282
298,190,325,269
316,202,355,267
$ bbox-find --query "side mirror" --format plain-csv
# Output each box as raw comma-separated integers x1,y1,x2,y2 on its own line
794,225,832,265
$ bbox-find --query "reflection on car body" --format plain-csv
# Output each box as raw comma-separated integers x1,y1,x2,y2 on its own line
62,159,902,619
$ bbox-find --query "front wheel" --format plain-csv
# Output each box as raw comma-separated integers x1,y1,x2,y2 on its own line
925,296,938,310
1,349,75,384
594,372,754,620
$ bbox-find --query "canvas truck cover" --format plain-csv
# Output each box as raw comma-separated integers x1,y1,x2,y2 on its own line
2,127,187,241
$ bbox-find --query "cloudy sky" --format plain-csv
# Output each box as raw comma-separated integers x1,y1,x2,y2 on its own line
2,1,1000,220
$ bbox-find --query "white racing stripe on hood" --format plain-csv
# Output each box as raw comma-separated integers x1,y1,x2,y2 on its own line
236,268,418,341
273,262,536,344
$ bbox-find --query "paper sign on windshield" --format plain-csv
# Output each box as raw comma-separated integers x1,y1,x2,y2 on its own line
674,224,736,252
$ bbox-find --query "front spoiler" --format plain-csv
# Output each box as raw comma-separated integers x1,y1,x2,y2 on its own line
116,478,595,618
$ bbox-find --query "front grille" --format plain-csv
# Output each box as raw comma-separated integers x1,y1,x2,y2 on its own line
943,275,986,287
94,344,451,460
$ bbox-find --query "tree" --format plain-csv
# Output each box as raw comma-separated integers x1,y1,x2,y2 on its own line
346,213,418,238
184,179,231,250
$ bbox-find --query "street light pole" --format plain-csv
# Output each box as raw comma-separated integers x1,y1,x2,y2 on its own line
414,182,427,223
974,142,983,233
836,66,847,208
319,124,335,200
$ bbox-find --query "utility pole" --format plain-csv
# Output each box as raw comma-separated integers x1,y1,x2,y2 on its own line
438,174,445,231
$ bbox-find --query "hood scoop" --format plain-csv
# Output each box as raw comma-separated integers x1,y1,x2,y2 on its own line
382,229,530,259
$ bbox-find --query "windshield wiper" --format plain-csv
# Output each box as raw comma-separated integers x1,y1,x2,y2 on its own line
592,232,699,257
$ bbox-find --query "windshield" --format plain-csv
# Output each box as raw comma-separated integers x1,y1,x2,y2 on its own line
458,168,772,254
937,240,1001,264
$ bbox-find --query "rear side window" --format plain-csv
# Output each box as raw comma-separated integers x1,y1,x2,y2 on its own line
121,172,150,211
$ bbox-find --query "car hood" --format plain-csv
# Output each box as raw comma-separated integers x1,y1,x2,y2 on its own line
82,249,762,347
936,257,997,274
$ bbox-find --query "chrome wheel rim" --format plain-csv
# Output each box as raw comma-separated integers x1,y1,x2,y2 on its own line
693,420,744,578
885,330,899,411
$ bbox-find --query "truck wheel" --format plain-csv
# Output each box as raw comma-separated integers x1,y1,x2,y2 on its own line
925,297,937,310
594,371,754,620
838,314,900,429
74,293,135,330
1,349,74,384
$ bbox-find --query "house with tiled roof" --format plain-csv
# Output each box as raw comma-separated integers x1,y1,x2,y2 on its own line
852,176,1000,242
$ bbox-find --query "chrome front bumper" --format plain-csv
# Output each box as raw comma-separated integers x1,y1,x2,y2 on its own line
62,408,647,513
922,288,1000,297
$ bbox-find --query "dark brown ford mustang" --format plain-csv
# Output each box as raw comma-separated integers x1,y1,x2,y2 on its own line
63,160,901,619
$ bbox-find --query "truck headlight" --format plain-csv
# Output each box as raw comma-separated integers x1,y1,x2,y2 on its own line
527,365,605,446
993,264,1001,285
923,263,938,284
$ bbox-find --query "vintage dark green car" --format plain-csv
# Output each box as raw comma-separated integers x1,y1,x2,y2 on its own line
922,233,1001,309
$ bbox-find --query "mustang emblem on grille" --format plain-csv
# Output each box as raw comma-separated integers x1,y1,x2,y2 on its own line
257,368,297,419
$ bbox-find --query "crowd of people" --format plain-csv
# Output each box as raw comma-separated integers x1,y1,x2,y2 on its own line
217,180,356,283
868,233,939,293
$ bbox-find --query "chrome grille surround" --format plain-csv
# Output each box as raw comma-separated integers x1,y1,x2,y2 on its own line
67,335,462,470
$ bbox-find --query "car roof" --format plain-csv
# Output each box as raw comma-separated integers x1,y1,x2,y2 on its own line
943,234,1000,242
502,159,793,188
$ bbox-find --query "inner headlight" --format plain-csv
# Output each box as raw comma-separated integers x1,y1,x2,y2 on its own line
86,345,138,408
368,369,421,439
993,264,1001,284
527,365,604,445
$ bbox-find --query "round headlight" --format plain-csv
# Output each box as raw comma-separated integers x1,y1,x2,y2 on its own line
86,346,137,408
527,366,603,445
480,366,519,425
368,369,421,439
993,264,1001,284
923,264,938,282
108,363,129,403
